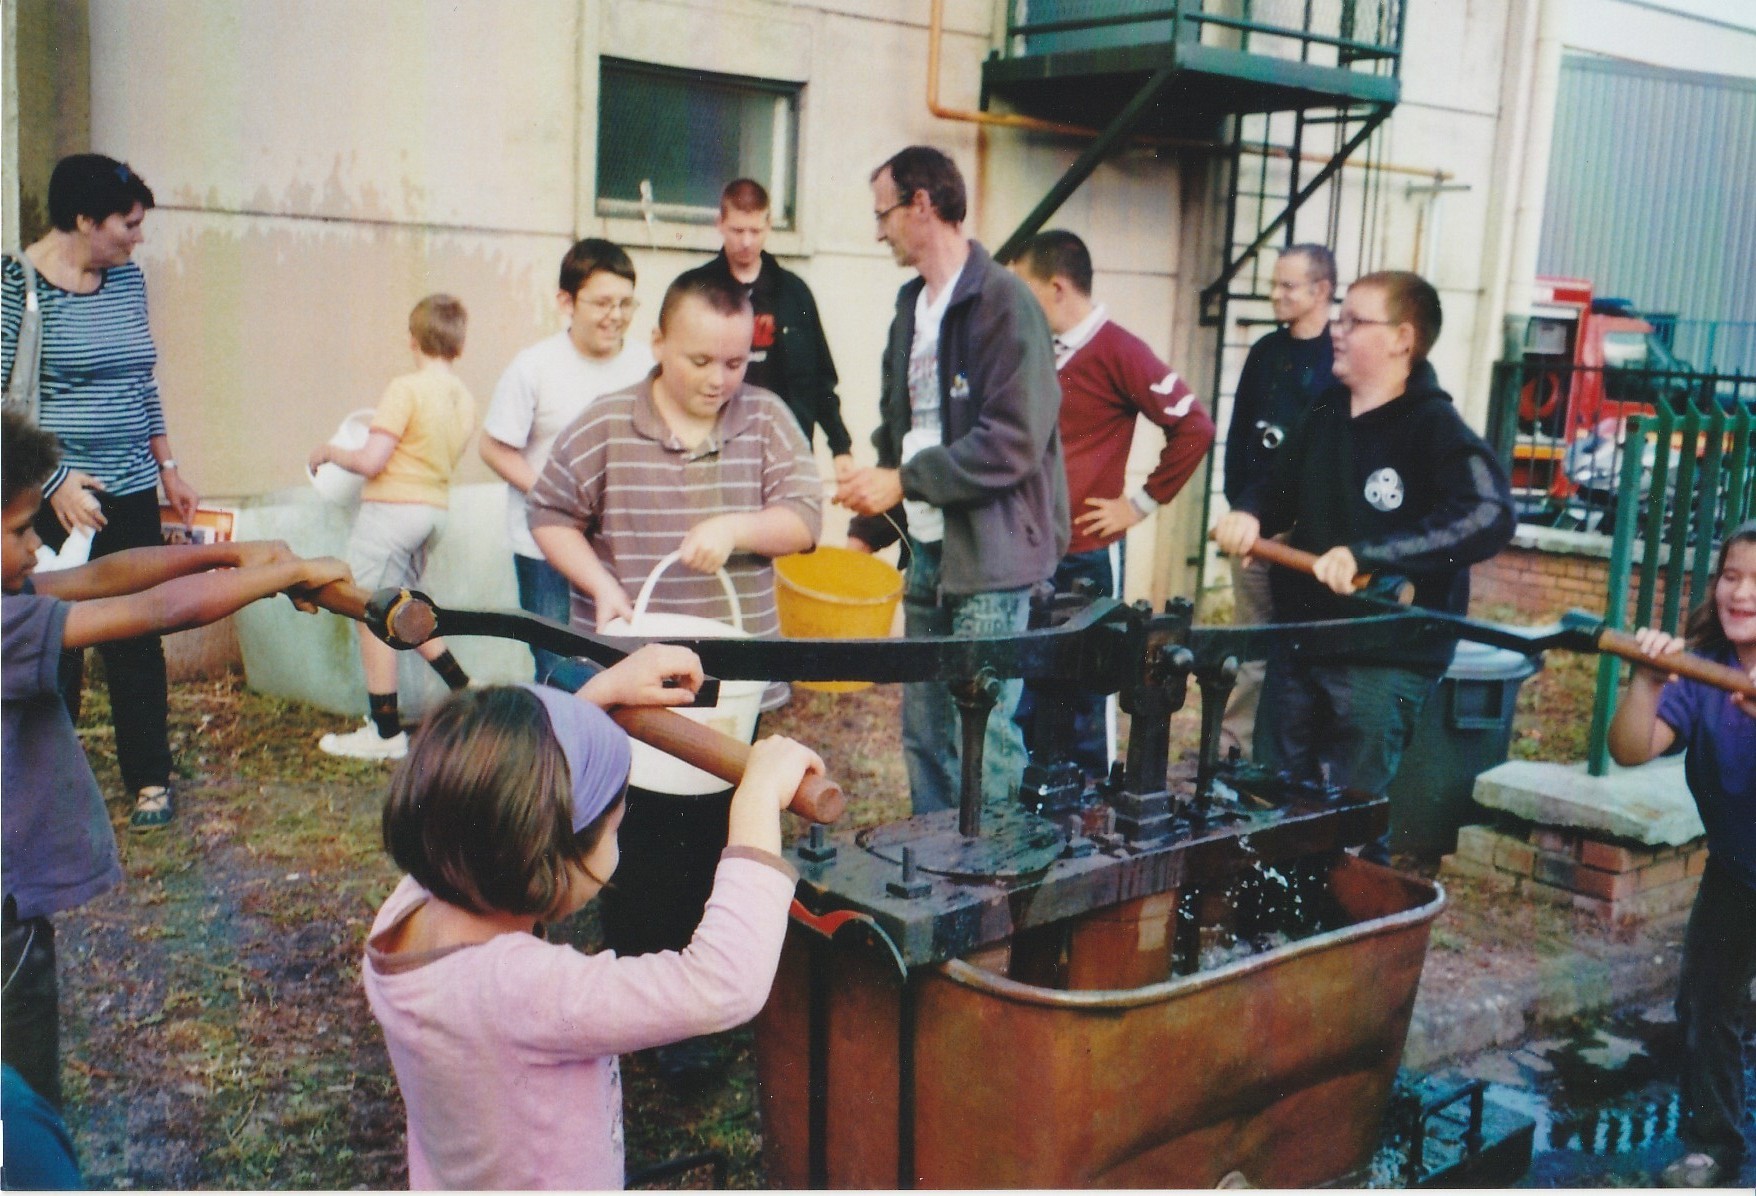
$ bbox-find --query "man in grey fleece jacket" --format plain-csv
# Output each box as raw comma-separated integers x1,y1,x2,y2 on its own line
840,145,1069,815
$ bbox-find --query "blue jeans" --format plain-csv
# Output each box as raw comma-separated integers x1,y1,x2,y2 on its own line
514,553,573,686
901,539,1032,815
1016,544,1120,780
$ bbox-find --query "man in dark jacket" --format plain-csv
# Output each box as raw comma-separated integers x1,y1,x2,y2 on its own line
839,146,1069,815
1213,271,1514,859
676,179,854,479
1220,244,1336,756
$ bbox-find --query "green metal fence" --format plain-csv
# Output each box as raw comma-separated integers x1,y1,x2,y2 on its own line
1586,398,1756,774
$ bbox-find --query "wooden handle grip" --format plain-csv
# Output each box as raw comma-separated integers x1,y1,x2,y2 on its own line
609,707,846,824
1595,628,1756,698
1238,537,1373,591
305,578,373,622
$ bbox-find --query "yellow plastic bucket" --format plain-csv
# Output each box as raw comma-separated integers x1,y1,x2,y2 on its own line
774,546,903,693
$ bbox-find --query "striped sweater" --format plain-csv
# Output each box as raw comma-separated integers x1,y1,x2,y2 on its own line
2,257,166,497
527,377,822,707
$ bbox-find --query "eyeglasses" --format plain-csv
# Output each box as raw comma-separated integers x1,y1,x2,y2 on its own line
1330,315,1395,335
580,297,639,317
873,199,909,226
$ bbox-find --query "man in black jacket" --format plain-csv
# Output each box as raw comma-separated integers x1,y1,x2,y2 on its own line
1220,244,1336,756
1213,271,1514,859
838,146,1068,815
677,179,853,481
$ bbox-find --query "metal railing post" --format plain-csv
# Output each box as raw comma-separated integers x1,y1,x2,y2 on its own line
1587,414,1651,776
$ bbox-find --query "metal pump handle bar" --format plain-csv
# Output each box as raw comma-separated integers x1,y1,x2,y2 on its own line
1237,537,1756,699
302,580,846,824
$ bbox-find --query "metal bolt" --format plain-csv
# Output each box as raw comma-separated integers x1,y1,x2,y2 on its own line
887,845,932,899
797,821,837,863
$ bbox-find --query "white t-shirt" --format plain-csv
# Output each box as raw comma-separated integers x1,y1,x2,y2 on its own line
902,266,962,545
483,332,654,557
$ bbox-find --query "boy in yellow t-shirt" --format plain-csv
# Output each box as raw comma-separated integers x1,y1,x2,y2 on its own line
307,294,479,759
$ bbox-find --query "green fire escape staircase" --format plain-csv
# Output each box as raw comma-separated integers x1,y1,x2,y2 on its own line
980,0,1406,580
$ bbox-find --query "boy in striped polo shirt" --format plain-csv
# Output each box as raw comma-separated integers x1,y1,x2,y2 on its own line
528,272,819,975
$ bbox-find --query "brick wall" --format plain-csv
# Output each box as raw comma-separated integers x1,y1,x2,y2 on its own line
1444,821,1706,925
1470,530,1705,625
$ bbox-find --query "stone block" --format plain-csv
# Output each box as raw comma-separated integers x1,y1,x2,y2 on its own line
1686,849,1709,877
1473,759,1704,847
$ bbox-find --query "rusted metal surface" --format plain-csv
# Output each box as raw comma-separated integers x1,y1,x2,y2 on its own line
791,780,1386,968
756,855,1443,1189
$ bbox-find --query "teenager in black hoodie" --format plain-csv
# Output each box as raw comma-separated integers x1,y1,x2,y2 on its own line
1212,271,1515,854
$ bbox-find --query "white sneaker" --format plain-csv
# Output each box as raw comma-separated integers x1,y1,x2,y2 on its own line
318,722,408,760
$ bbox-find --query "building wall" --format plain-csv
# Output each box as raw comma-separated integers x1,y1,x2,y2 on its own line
62,0,1713,605
1537,56,1756,365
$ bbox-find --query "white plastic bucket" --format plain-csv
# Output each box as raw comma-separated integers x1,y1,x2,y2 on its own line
601,552,766,795
307,409,377,505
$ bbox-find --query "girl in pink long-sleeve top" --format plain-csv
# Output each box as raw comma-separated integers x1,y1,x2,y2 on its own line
361,645,821,1190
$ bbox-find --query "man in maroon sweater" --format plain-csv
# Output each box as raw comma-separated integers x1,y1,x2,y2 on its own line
1011,230,1215,777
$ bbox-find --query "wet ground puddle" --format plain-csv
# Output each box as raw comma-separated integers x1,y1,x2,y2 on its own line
1455,1003,1752,1187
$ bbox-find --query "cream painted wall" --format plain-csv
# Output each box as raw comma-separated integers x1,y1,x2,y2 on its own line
83,0,1192,597
81,0,1708,604
1562,0,1756,80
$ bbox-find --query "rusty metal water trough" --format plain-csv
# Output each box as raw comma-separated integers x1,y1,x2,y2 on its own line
755,853,1443,1188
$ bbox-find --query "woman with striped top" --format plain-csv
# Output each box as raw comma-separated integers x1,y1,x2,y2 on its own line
2,154,199,830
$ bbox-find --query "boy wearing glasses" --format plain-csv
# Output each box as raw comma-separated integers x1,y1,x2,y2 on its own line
1211,271,1514,860
678,179,855,482
480,239,653,684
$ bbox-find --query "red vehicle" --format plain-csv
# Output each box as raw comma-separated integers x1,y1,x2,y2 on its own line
1510,276,1689,522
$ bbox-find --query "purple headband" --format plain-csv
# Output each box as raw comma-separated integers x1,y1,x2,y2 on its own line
519,684,631,832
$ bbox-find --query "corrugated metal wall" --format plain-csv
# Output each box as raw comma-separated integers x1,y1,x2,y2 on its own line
1538,55,1756,373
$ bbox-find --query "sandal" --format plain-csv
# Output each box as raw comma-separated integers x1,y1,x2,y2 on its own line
130,785,175,831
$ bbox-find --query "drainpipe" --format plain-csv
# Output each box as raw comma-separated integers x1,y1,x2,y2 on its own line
1501,0,1565,362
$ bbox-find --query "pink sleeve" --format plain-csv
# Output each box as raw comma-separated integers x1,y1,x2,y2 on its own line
485,855,797,1059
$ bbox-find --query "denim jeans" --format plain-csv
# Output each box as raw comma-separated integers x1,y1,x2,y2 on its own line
513,553,573,686
901,539,1032,815
1015,544,1119,780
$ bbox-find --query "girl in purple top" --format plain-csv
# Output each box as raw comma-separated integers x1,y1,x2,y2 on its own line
361,645,821,1189
1609,522,1756,1188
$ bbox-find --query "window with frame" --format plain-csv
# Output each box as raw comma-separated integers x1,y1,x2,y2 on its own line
597,58,800,228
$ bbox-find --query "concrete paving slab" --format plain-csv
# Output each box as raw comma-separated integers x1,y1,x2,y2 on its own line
1471,757,1703,846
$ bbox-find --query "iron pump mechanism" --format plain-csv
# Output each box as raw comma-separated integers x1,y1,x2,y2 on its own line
324,571,1680,971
